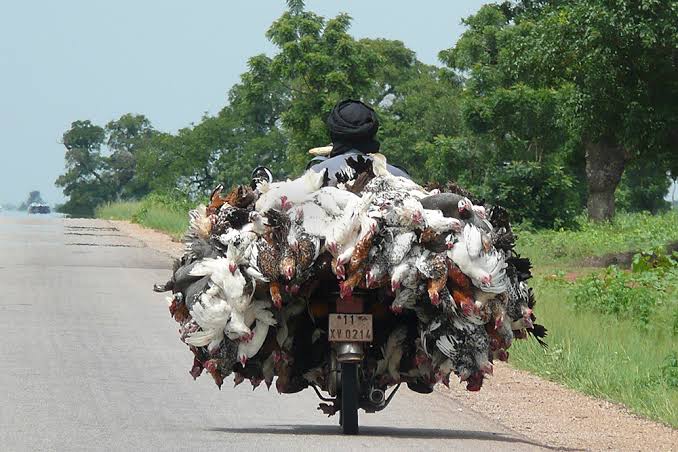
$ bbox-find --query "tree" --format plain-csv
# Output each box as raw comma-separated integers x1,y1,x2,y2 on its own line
502,0,678,220
438,4,586,226
263,4,381,170
56,115,157,216
617,159,672,214
379,64,464,181
105,114,155,199
56,120,109,216
440,1,678,221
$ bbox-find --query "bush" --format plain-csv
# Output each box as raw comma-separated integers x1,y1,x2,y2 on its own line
487,161,582,229
569,249,678,330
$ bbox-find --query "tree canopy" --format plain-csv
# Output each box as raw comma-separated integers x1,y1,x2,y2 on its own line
56,0,677,225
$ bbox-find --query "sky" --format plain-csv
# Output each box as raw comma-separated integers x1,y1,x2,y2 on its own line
0,0,490,206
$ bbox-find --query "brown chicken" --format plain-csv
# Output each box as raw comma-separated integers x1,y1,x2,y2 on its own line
419,227,438,244
427,275,447,306
189,353,204,380
269,281,283,309
451,288,476,316
347,230,376,274
339,270,364,299
206,184,226,215
169,297,190,324
447,262,472,289
419,253,448,305
207,184,256,215
278,247,297,281
203,359,225,389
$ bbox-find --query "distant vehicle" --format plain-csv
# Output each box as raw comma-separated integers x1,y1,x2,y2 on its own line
28,203,51,214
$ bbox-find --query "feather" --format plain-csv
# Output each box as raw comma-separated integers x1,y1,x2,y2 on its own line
186,204,212,240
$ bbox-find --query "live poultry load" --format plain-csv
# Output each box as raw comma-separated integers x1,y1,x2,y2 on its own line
154,153,547,402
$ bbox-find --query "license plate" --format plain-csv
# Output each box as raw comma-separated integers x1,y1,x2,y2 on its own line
328,313,373,342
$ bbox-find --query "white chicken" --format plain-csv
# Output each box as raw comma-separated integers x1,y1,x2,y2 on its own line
325,192,374,257
237,300,277,365
185,295,232,351
255,168,327,212
376,326,408,383
423,209,463,234
189,257,247,300
449,224,508,293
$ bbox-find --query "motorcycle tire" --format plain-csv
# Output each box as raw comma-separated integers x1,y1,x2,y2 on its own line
340,362,359,435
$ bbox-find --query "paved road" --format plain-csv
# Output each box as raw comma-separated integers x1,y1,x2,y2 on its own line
0,215,547,451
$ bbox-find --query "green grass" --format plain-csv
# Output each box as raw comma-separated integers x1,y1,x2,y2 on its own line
511,213,678,428
516,210,678,270
95,195,190,239
510,277,678,427
96,201,144,221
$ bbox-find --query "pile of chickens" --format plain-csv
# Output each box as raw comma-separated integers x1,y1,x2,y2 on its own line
155,153,546,404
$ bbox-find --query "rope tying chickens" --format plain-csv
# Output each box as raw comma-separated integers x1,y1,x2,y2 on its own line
155,153,546,402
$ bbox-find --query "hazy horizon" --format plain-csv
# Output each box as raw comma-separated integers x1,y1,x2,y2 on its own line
0,0,487,207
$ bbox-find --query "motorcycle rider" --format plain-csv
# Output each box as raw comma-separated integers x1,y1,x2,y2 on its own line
306,99,410,185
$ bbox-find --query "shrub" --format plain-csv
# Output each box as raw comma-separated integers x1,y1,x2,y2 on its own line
570,249,678,330
487,161,582,229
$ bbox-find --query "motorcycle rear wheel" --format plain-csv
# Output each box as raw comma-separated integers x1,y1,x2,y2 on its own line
340,362,359,435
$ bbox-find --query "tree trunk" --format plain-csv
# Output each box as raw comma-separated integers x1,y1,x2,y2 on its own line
585,139,627,221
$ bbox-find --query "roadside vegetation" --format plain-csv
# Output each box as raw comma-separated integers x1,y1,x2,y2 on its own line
514,266,678,425
95,194,191,240
516,211,678,269
512,211,678,427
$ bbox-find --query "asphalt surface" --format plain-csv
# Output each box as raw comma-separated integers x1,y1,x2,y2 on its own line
0,215,547,451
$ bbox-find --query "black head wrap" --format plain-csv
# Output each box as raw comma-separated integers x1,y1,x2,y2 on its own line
327,99,380,157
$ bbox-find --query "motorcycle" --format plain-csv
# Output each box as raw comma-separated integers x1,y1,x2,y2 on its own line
304,288,409,435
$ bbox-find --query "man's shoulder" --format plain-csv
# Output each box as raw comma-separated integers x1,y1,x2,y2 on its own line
307,151,410,181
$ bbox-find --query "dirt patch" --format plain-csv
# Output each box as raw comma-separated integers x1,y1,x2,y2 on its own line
439,362,678,451
583,241,678,268
105,220,183,258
